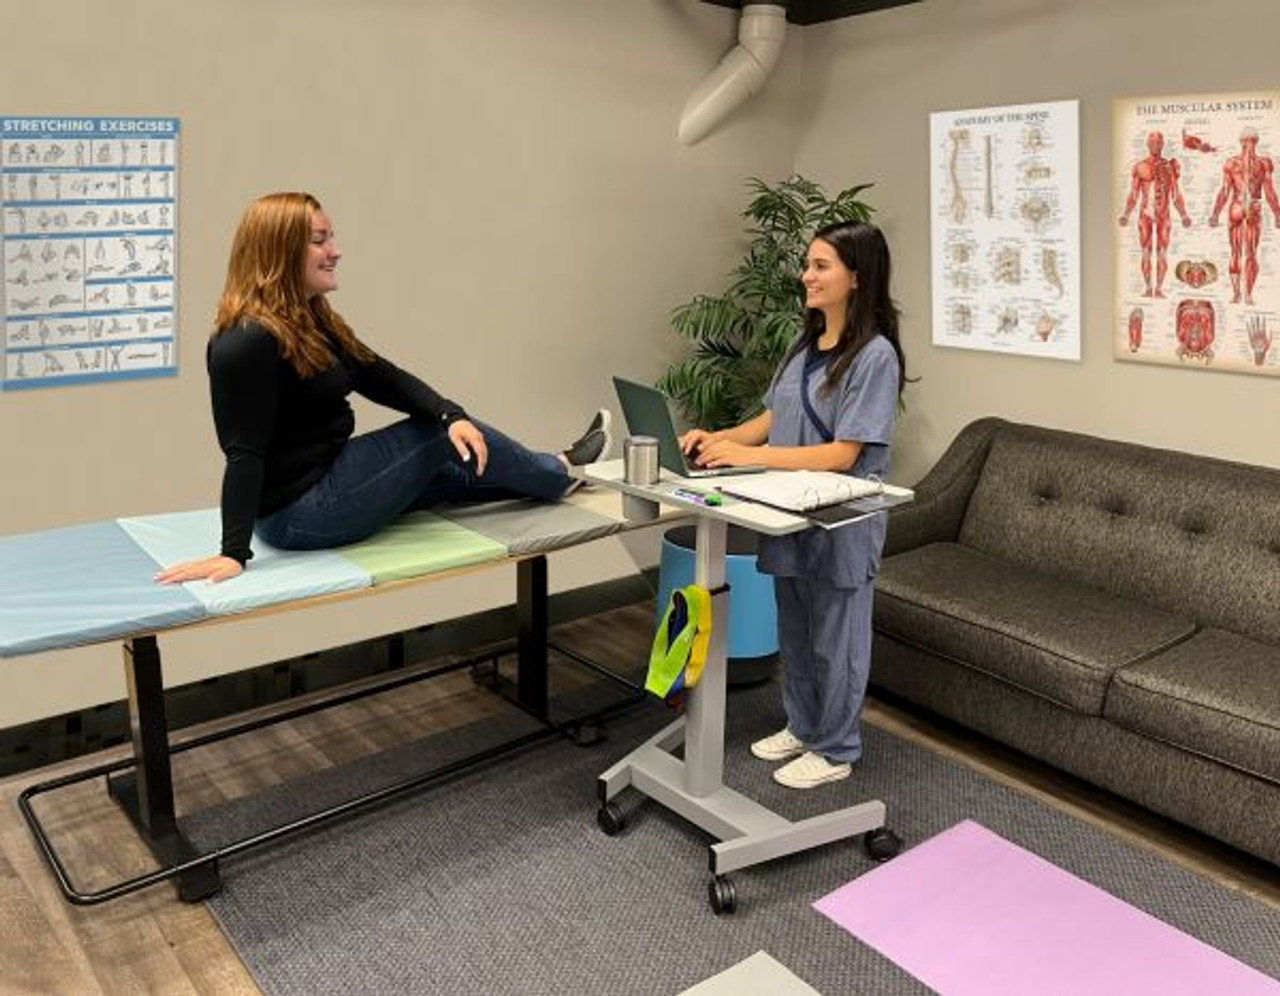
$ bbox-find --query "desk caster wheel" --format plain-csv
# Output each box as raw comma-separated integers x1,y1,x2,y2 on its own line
864,826,902,862
597,802,625,836
708,875,736,915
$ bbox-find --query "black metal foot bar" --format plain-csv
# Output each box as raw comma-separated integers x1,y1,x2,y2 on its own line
19,691,645,906
547,640,645,692
18,556,645,906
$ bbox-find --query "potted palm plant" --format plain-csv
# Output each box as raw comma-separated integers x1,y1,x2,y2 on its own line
654,175,876,681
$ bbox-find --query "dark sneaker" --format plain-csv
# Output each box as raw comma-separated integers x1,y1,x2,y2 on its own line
585,408,609,435
563,409,613,467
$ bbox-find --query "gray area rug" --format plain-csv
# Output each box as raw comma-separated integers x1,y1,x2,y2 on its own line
185,681,1280,995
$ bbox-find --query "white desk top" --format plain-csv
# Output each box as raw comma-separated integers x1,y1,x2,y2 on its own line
581,460,810,537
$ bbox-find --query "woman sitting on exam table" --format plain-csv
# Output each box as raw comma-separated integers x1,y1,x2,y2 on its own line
157,191,611,585
679,220,908,790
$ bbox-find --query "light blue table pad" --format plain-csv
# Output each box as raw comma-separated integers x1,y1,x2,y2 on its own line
118,509,373,617
3,499,623,658
0,521,207,657
435,499,622,555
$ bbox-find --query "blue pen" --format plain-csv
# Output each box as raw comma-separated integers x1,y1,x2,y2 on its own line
671,487,723,507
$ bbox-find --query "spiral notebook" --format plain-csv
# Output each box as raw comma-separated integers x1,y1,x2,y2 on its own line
715,471,886,512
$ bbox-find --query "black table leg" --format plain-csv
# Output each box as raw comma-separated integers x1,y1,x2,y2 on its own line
106,635,221,902
516,555,549,717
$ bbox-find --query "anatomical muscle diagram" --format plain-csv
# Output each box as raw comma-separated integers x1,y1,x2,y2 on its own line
1114,92,1280,375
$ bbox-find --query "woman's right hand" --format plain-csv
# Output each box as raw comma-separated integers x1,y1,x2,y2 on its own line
679,428,718,463
448,419,489,476
155,555,243,585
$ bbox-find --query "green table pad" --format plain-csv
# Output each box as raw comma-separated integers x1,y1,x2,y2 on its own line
338,511,508,584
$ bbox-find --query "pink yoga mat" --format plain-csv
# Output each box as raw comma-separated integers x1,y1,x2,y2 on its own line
814,820,1280,996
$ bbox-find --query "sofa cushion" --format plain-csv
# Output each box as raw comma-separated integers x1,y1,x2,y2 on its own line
874,543,1195,714
1106,629,1280,784
955,424,1280,646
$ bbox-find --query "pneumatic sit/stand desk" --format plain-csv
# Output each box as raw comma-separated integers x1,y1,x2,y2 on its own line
584,460,900,915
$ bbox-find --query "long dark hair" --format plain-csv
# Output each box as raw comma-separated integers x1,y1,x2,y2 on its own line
784,220,907,396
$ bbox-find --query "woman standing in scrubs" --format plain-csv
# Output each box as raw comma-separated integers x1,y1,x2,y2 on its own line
680,220,907,789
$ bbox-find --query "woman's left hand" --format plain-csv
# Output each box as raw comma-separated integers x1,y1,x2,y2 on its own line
695,439,759,468
448,419,489,475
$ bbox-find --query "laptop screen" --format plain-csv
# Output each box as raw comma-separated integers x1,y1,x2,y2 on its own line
612,376,691,475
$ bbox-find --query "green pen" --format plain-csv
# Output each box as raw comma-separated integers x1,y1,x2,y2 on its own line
672,487,722,507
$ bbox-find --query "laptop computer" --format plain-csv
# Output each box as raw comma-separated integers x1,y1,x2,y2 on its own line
612,376,765,478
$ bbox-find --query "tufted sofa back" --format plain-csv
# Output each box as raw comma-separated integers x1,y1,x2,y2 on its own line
957,423,1280,645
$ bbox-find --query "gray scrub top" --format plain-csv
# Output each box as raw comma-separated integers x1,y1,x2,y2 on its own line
755,334,900,588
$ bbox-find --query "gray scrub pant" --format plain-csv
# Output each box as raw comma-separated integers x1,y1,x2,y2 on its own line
775,575,874,764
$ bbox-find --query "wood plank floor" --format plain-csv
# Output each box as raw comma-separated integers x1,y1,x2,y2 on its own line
1,603,1277,995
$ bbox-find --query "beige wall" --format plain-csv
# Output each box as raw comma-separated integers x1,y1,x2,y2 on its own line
0,0,803,723
3,0,802,534
794,0,1280,486
10,0,1277,724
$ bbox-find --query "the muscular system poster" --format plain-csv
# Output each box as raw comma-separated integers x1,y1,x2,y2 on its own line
1114,91,1280,374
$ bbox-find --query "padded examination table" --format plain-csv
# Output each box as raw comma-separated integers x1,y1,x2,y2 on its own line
4,479,665,907
2,498,623,658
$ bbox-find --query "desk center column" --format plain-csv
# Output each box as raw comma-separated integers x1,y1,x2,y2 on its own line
684,515,729,797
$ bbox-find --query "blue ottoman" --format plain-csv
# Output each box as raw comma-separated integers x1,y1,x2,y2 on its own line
655,525,778,684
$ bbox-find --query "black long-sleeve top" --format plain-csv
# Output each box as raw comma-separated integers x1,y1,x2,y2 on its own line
208,321,467,565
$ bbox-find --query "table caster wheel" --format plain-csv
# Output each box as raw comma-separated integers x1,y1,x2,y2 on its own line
708,875,736,915
597,802,625,836
864,826,902,862
572,721,602,747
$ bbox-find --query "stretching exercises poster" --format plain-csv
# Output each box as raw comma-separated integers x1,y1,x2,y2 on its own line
1,116,179,391
1114,92,1280,374
930,100,1081,361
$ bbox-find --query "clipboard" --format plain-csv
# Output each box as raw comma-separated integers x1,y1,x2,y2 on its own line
715,471,885,513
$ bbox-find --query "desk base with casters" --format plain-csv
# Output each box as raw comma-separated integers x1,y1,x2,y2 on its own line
583,463,901,914
595,712,900,915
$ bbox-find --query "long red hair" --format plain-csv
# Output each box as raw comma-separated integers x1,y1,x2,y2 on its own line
213,192,373,376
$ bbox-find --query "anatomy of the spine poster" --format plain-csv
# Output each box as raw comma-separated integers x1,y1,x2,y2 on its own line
1114,92,1280,375
930,100,1081,361
1,117,179,391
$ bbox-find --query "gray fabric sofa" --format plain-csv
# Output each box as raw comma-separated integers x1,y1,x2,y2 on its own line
871,417,1280,865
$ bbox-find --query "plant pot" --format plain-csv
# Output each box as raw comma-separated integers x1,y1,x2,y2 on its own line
655,524,778,685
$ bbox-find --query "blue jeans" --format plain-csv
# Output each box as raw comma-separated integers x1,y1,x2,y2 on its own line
255,418,570,550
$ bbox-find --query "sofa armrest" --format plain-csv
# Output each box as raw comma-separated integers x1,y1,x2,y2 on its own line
884,417,1006,557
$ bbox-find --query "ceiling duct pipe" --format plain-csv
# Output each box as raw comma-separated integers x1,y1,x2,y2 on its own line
679,4,788,146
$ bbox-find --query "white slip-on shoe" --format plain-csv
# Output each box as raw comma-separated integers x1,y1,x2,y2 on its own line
772,751,852,789
751,728,805,761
